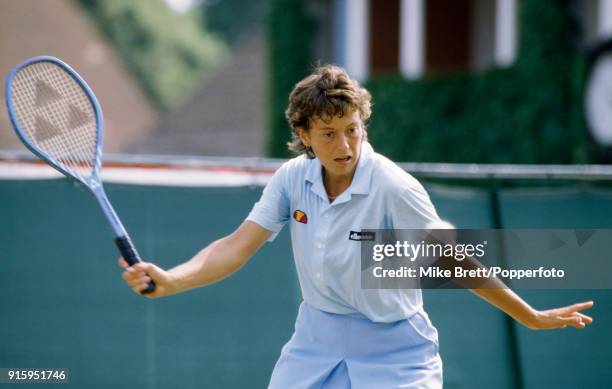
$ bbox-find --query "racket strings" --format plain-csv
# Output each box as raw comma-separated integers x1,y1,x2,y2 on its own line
10,62,99,180
14,65,94,175
19,78,89,172
30,63,96,175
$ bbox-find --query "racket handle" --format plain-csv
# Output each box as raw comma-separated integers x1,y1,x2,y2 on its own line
114,236,156,294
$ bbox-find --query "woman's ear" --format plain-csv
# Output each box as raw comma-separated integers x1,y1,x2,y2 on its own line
297,127,311,148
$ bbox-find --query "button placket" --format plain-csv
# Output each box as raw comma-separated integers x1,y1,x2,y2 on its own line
314,208,332,288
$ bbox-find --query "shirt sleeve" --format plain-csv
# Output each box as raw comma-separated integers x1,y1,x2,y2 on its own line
246,162,291,242
390,182,439,229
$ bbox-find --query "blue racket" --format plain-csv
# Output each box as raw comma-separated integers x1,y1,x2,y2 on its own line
5,56,155,294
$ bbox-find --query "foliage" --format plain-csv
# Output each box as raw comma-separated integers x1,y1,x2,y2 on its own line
77,0,227,110
199,0,266,46
265,0,316,158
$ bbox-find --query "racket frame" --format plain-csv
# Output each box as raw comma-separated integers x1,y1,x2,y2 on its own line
5,56,155,293
5,56,129,237
6,56,104,188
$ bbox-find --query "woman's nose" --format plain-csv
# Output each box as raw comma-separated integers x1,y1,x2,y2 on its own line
335,133,350,150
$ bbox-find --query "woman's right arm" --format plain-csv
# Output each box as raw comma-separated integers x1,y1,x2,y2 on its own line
119,220,272,298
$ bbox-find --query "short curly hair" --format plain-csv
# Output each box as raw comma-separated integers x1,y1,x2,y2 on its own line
285,65,372,158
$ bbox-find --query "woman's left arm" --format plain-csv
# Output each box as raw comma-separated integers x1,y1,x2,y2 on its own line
470,288,593,329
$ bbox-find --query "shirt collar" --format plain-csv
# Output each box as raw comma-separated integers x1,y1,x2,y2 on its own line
305,141,374,202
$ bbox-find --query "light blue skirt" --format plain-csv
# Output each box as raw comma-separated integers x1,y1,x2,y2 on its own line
268,302,443,389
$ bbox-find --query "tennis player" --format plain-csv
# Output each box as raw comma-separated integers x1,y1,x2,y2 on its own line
119,65,593,388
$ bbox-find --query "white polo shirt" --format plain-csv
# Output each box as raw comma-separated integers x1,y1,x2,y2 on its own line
247,142,439,322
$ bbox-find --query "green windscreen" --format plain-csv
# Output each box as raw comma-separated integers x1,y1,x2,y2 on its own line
1,179,610,388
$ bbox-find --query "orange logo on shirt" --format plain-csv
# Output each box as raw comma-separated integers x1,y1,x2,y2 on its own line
293,210,308,224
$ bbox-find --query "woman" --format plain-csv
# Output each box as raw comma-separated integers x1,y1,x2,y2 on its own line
119,65,593,388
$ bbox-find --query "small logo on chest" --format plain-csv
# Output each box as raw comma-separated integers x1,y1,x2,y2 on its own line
293,210,308,224
349,231,375,241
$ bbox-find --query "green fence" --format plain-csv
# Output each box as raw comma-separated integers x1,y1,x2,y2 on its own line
1,165,610,388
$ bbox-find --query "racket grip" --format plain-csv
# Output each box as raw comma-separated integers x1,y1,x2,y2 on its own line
115,236,156,294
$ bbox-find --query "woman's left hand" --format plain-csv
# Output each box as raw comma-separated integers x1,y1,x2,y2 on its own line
523,301,594,330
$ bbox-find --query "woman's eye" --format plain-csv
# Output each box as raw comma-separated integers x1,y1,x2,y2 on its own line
323,132,334,139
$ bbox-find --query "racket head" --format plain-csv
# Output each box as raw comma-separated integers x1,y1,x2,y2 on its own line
5,56,104,186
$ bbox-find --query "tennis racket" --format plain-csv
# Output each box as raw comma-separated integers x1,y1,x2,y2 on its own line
5,56,155,294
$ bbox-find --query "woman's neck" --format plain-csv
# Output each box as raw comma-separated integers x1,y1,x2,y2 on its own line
322,169,353,199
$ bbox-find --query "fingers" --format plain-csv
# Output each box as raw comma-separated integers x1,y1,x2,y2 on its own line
555,302,594,328
561,301,594,314
122,270,150,286
561,315,584,329
118,257,128,269
545,315,577,329
532,305,594,330
556,312,592,329
120,262,153,294
577,312,593,324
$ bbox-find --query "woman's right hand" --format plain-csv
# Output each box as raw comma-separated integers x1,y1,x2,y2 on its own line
118,258,175,298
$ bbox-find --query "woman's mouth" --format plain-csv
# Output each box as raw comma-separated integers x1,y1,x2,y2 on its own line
334,156,352,165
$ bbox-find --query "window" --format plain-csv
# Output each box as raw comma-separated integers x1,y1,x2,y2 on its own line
572,0,612,46
328,0,517,80
369,0,400,74
399,0,517,78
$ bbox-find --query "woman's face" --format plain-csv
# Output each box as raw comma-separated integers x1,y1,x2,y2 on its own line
298,109,364,182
